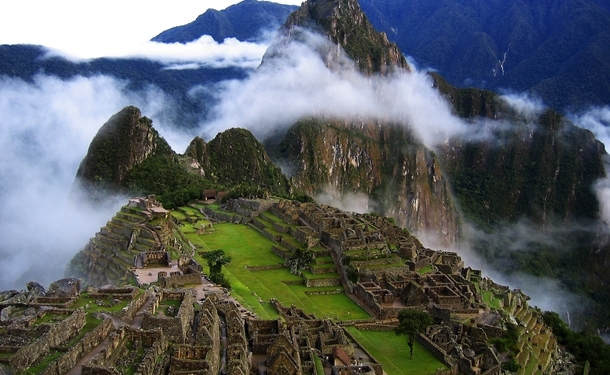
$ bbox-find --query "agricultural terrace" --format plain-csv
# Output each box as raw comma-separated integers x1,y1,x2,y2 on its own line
174,206,370,321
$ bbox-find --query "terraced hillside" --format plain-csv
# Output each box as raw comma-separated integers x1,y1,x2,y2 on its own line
166,197,577,374
52,195,584,374
67,196,193,287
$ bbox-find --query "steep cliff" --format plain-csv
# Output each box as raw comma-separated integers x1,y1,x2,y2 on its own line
433,74,607,225
206,128,292,195
264,0,459,245
74,106,166,200
275,119,459,245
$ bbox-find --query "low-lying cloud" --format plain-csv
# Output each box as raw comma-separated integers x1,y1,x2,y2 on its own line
315,187,376,214
44,35,269,70
200,30,469,147
0,74,191,290
570,106,610,224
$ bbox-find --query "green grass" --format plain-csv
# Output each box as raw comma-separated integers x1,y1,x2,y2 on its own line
261,211,286,224
482,290,503,310
25,351,63,374
301,270,340,279
417,265,435,275
72,292,133,314
170,210,187,220
345,327,448,375
191,223,370,321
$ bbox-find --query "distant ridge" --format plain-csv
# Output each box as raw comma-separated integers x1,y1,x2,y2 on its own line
358,0,610,112
151,0,298,43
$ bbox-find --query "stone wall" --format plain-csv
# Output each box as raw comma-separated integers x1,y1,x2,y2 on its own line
281,238,300,252
305,277,341,288
204,207,234,223
10,309,87,373
321,232,343,257
304,290,343,296
142,291,194,343
272,245,292,259
90,287,139,300
112,289,151,323
273,222,290,233
245,265,285,271
40,318,114,375
132,329,168,375
310,266,337,274
252,218,267,231
416,334,458,374
81,327,168,375
30,297,77,308
354,324,396,331
351,258,399,267
160,272,202,288
367,266,411,277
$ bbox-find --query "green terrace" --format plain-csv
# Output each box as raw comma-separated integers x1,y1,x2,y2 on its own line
183,221,369,321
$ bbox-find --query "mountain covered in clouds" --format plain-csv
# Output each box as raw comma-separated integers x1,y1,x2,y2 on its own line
248,0,610,334
0,44,247,128
358,0,610,112
151,0,298,43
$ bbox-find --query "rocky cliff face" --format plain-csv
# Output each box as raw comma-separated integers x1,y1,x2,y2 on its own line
263,0,459,245
433,74,607,225
206,128,292,194
275,119,459,245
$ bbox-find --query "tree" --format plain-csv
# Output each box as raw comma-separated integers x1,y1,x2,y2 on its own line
202,249,232,287
395,309,432,359
285,246,313,275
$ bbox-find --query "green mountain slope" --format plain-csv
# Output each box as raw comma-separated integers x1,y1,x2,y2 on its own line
74,106,294,208
359,0,610,112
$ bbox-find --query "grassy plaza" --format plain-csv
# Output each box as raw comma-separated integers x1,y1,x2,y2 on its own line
183,219,370,320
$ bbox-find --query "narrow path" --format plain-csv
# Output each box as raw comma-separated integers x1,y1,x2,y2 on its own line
64,335,110,375
219,315,228,375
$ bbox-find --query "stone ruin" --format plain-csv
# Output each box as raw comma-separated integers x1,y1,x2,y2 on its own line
207,198,567,374
0,273,388,375
3,197,570,374
71,196,197,288
247,299,382,375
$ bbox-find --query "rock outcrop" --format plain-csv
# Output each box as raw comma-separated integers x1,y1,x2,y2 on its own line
74,106,165,201
282,0,409,75
275,119,460,245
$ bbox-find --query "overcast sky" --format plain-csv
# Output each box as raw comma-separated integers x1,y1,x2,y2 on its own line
0,0,302,58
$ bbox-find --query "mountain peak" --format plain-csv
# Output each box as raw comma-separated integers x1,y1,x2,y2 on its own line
73,106,166,201
284,0,409,74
